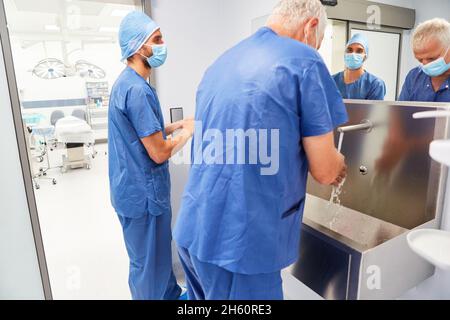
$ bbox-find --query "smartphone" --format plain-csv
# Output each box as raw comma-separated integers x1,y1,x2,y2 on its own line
170,107,184,137
170,107,184,123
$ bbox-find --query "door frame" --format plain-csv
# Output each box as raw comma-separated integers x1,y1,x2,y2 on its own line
0,0,153,300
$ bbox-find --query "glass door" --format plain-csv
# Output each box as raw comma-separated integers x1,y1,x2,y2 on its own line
2,0,150,299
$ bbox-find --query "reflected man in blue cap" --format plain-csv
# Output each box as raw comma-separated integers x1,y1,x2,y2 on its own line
333,33,386,100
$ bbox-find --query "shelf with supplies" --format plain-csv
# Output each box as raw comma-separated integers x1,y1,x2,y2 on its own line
85,81,109,141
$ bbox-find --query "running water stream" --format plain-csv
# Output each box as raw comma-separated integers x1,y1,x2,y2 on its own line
328,132,346,229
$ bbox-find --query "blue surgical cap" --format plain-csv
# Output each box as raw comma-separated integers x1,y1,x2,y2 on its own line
119,11,160,61
347,33,369,58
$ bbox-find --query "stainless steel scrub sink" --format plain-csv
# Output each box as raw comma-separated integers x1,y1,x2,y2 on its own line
290,101,450,300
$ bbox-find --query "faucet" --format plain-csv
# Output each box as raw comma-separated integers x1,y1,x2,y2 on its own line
337,119,373,133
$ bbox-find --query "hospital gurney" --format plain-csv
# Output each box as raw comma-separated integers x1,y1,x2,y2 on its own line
55,116,96,172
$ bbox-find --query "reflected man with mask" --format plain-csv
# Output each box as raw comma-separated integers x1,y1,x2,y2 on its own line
399,18,450,102
333,33,386,100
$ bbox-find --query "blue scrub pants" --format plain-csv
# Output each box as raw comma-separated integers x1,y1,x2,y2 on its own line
178,247,283,300
118,212,181,300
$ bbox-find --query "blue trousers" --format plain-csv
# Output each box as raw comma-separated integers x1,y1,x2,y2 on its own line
178,247,283,300
118,213,181,300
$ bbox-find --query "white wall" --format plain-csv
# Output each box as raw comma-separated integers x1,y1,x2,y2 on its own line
412,0,450,26
150,1,229,279
218,0,278,51
151,0,226,119
151,0,277,119
0,38,45,299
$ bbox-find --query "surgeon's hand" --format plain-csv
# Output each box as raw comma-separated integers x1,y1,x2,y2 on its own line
181,118,195,137
332,157,347,187
165,120,184,136
304,132,347,186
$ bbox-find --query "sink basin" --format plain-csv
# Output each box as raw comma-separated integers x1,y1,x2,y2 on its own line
407,229,450,271
430,140,450,167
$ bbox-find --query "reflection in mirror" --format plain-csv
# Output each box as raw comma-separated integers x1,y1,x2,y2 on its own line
331,32,388,101
349,28,400,101
252,1,449,104
318,19,347,74
398,18,450,103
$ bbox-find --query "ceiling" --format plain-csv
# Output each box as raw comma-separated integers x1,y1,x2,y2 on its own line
4,0,142,40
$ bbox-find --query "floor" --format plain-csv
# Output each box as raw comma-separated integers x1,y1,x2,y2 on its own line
32,143,131,299
31,141,323,300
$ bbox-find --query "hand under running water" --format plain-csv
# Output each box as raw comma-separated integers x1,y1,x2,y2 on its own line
330,157,347,206
332,155,347,187
333,166,347,186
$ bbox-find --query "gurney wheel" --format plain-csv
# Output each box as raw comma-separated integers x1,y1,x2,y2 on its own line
52,179,57,185
38,156,44,163
35,184,40,190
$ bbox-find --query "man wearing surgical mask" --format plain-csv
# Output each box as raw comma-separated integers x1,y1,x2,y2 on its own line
108,11,194,300
399,18,450,102
333,33,386,100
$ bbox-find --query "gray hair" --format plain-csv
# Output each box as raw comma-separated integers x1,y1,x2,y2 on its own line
412,18,450,50
267,0,328,36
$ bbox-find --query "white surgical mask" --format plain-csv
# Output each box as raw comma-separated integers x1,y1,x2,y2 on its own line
421,46,450,77
140,44,168,68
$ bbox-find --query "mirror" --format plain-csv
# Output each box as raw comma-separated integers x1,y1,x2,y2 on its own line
251,0,450,104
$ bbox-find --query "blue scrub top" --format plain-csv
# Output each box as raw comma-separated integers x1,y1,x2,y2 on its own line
173,27,348,275
399,67,450,102
332,71,386,100
108,66,171,218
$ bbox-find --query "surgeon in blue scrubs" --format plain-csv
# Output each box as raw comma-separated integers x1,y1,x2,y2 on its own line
108,11,194,300
174,0,348,300
399,18,450,102
333,33,386,100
